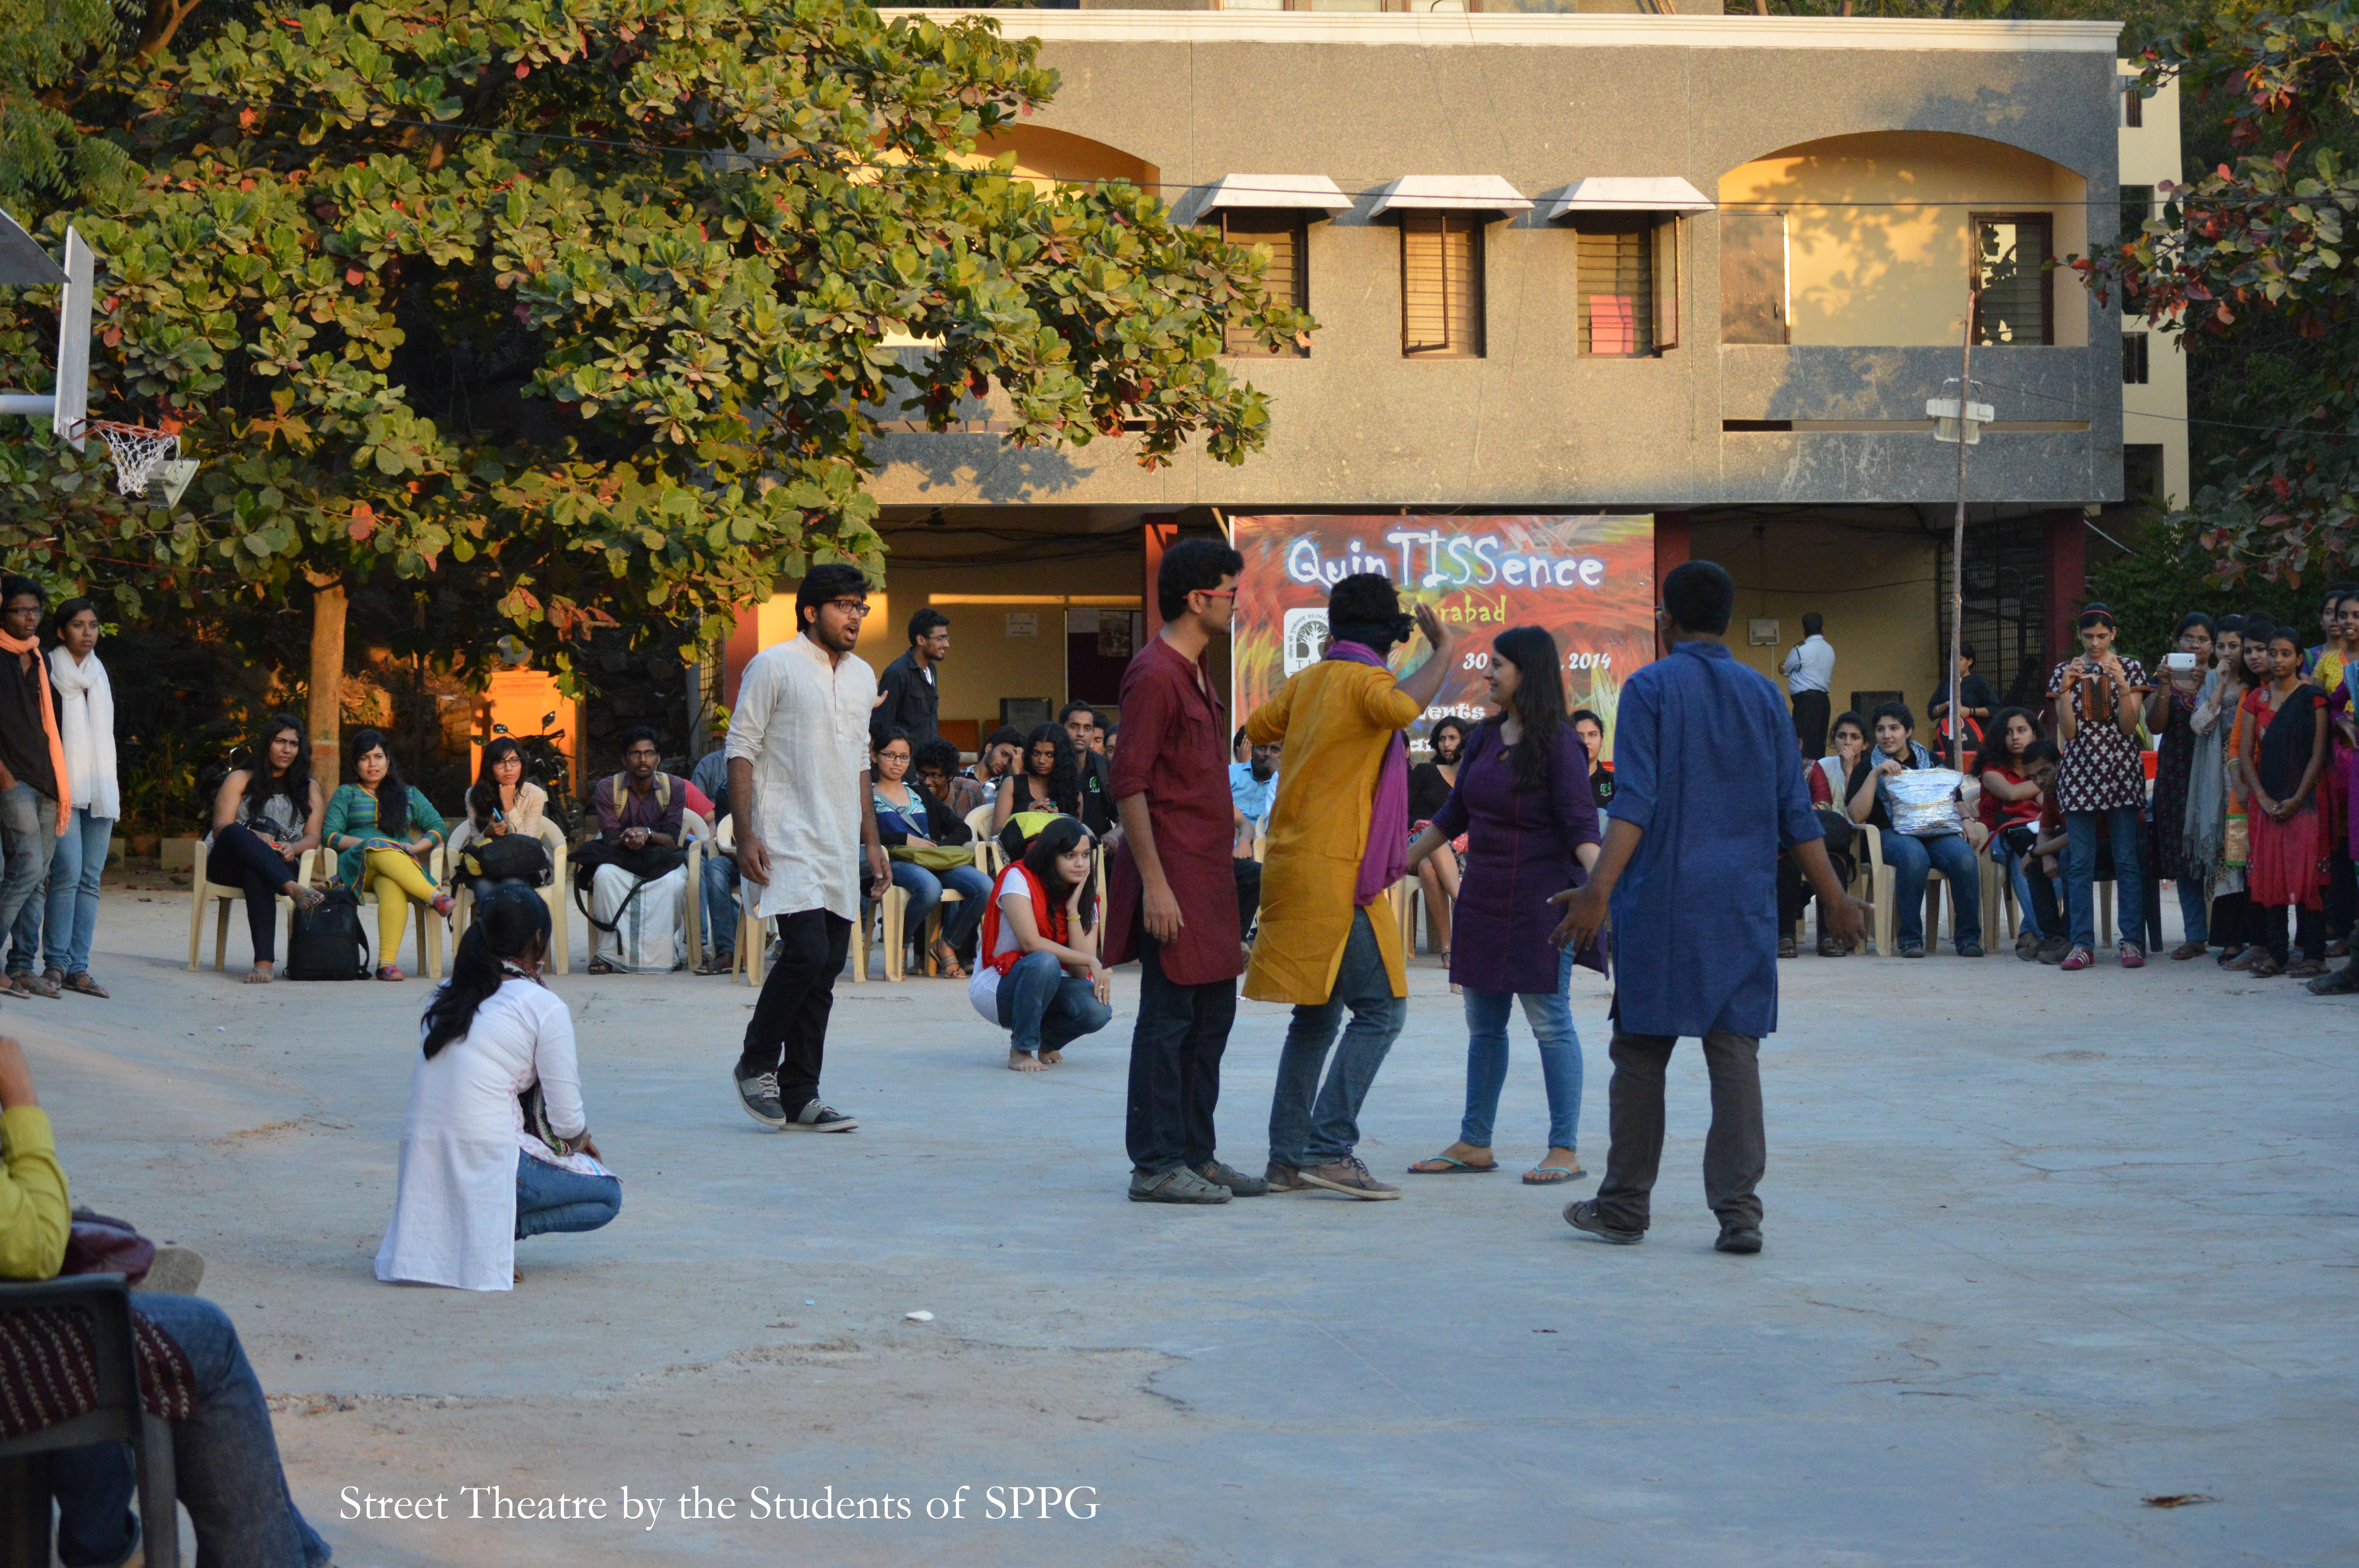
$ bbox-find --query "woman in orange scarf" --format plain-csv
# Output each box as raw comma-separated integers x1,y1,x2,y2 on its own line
0,577,71,1000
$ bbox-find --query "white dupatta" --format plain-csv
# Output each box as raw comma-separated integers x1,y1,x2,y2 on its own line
47,647,118,819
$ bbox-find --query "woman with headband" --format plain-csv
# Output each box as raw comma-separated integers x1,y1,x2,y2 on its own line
2045,605,2151,971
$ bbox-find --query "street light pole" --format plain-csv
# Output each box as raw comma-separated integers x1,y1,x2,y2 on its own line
1948,276,1977,773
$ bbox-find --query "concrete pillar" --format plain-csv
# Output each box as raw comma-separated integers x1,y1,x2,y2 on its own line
1653,509,1691,656
1142,515,1182,639
2042,508,2086,671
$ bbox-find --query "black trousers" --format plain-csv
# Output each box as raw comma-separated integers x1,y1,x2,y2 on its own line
737,909,850,1109
2210,890,2248,948
206,825,301,963
1124,933,1238,1175
2260,902,2324,966
1232,858,1262,941
1791,690,1831,759
1596,1029,1765,1234
2327,851,2356,942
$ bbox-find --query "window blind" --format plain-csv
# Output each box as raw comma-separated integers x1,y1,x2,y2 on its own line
1972,215,2053,346
1220,212,1308,358
1575,219,1654,356
1401,213,1483,358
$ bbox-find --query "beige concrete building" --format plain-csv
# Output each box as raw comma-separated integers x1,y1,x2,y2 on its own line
720,9,2175,752
2118,60,2188,510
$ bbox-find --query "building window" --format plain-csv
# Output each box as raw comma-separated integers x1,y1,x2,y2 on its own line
2123,331,2150,385
1217,209,1309,358
2121,76,2143,127
2125,444,2166,504
1971,213,2054,346
1572,216,1679,356
2120,183,2154,243
1401,212,1484,359
1719,211,1788,345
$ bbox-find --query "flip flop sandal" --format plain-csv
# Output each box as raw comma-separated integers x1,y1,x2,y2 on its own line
1523,1165,1588,1185
2246,956,2283,978
587,957,617,975
62,973,109,998
2306,967,2359,995
375,964,406,982
243,967,273,985
1406,1155,1499,1174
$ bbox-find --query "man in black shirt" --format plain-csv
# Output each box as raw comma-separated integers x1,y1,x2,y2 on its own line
1928,644,1999,764
872,609,948,750
0,577,63,998
1061,701,1116,835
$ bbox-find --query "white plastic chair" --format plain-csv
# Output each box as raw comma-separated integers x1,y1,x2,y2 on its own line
187,843,321,971
446,816,572,975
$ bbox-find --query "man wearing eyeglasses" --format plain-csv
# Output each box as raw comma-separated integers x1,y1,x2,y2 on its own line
728,564,889,1134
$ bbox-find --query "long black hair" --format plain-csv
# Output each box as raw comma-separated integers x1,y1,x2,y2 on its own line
470,737,523,829
347,726,410,838
1018,722,1082,817
1489,625,1569,795
422,887,553,1058
242,714,313,821
1021,814,1097,931
1428,715,1471,763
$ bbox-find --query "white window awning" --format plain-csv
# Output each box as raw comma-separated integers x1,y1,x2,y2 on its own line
1196,174,1355,214
1367,176,1534,219
1540,177,1715,221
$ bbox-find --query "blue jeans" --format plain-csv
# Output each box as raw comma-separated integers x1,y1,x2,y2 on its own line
1460,945,1582,1152
889,861,991,952
1882,830,1981,950
47,1440,137,1567
2175,873,2209,945
515,1149,622,1239
0,782,59,965
10,804,111,975
2065,807,2146,952
53,1293,333,1566
1991,835,2055,942
701,854,740,957
996,949,1113,1055
1269,906,1407,1169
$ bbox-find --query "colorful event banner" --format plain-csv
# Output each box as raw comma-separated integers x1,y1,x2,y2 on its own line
1231,514,1657,758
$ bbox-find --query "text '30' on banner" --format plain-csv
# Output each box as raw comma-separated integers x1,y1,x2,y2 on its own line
1230,514,1657,760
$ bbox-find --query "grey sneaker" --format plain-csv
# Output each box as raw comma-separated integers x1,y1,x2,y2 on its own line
1297,1155,1401,1201
734,1069,787,1130
1563,1198,1644,1245
1263,1161,1315,1194
1196,1160,1270,1197
786,1098,858,1132
1129,1166,1231,1205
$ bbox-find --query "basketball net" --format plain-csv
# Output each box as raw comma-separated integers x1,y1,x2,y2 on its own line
86,420,196,506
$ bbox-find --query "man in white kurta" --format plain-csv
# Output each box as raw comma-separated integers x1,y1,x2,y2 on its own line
728,564,886,1132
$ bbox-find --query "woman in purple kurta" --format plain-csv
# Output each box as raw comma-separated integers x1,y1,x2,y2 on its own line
1403,627,1603,1185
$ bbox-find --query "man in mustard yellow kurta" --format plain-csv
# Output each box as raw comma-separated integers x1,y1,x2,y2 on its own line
1247,574,1460,1199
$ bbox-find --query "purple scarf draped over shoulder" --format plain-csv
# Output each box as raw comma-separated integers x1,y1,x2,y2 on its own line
1324,640,1411,905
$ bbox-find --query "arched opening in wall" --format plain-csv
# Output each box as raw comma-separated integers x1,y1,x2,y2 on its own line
971,125,1161,196
1717,131,2089,350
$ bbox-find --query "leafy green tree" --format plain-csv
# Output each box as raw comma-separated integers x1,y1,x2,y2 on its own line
2077,0,2359,591
0,0,1309,772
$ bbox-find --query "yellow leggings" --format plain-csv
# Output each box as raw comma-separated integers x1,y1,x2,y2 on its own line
362,848,440,961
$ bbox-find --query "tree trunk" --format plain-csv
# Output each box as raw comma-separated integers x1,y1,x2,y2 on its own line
309,579,348,784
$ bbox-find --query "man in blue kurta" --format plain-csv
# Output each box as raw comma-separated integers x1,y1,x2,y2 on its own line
1549,561,1861,1254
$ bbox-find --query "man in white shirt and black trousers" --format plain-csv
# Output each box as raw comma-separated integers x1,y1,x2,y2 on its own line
1781,612,1835,760
728,564,890,1133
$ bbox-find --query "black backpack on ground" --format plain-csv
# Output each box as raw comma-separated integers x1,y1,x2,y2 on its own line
285,886,369,980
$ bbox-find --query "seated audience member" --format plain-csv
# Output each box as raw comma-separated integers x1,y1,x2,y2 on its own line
204,714,326,984
1405,717,1466,958
969,817,1112,1072
454,736,553,900
689,732,740,976
969,726,1025,804
1232,726,1251,766
872,728,990,977
1571,709,1615,811
1811,711,1869,807
1060,703,1118,824
0,1035,334,1564
918,736,987,821
378,889,618,1291
1230,734,1281,944
993,722,1090,833
325,726,453,981
1845,701,1983,958
1976,712,2062,958
583,727,694,975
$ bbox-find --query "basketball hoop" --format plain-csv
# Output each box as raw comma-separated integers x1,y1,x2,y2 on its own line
86,420,196,507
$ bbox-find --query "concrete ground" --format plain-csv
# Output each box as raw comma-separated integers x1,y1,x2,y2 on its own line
19,874,2357,1566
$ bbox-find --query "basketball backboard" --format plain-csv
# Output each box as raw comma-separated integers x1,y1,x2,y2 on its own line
0,209,93,451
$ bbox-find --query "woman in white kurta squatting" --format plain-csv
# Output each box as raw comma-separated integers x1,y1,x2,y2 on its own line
377,887,620,1291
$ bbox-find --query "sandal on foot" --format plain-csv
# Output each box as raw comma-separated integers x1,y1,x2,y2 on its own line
2246,955,2283,978
1522,1164,1588,1185
929,946,968,980
63,972,108,998
430,893,456,919
2306,966,2359,995
587,957,617,975
374,964,406,982
1406,1154,1499,1174
243,966,273,985
2170,941,2209,961
2287,957,2327,979
290,885,326,914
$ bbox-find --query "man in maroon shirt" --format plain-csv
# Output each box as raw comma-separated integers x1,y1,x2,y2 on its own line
1106,537,1260,1205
